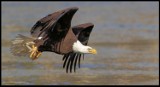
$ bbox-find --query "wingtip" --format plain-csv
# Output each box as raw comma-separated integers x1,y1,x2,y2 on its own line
72,23,94,29
67,7,79,10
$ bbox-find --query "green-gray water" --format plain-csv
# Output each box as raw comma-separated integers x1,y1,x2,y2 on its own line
2,2,159,85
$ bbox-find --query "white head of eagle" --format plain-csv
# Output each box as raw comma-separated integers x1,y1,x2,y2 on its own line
73,40,97,54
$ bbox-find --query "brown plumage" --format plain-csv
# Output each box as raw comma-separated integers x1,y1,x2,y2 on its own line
62,23,94,73
11,7,95,73
30,7,79,54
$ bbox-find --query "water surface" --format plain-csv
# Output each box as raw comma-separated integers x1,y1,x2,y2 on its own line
1,2,159,85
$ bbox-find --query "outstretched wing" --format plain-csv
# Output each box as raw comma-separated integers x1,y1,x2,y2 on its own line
30,7,78,53
73,23,94,45
63,23,94,73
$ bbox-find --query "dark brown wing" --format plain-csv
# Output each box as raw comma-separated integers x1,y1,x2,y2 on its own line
73,23,94,45
30,7,78,54
63,23,94,73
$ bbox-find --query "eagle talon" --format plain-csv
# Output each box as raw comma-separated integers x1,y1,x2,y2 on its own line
29,45,41,60
36,52,42,58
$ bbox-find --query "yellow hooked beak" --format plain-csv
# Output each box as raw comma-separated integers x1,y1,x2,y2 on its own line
89,48,97,54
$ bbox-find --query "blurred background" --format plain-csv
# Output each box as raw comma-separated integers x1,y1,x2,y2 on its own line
1,1,159,85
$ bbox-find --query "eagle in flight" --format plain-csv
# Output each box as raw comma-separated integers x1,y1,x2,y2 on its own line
10,7,97,73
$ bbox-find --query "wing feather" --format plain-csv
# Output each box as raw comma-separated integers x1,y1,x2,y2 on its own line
62,23,94,73
30,7,78,54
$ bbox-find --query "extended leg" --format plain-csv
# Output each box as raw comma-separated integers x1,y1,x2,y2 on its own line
36,52,42,58
29,45,38,59
26,42,35,52
26,42,41,59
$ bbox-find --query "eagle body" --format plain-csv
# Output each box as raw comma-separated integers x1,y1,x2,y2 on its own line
11,7,97,73
37,27,77,54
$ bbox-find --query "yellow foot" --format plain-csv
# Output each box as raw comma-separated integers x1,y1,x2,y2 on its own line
29,45,41,60
36,52,42,58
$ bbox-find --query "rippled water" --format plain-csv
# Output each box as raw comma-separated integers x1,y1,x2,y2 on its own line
1,2,159,85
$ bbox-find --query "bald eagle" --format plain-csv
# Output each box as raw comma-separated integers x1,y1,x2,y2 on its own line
10,7,97,73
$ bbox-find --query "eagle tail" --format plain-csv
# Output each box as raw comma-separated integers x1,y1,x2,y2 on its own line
10,34,35,57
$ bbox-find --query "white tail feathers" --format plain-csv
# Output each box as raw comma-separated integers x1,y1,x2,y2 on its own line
10,34,35,57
